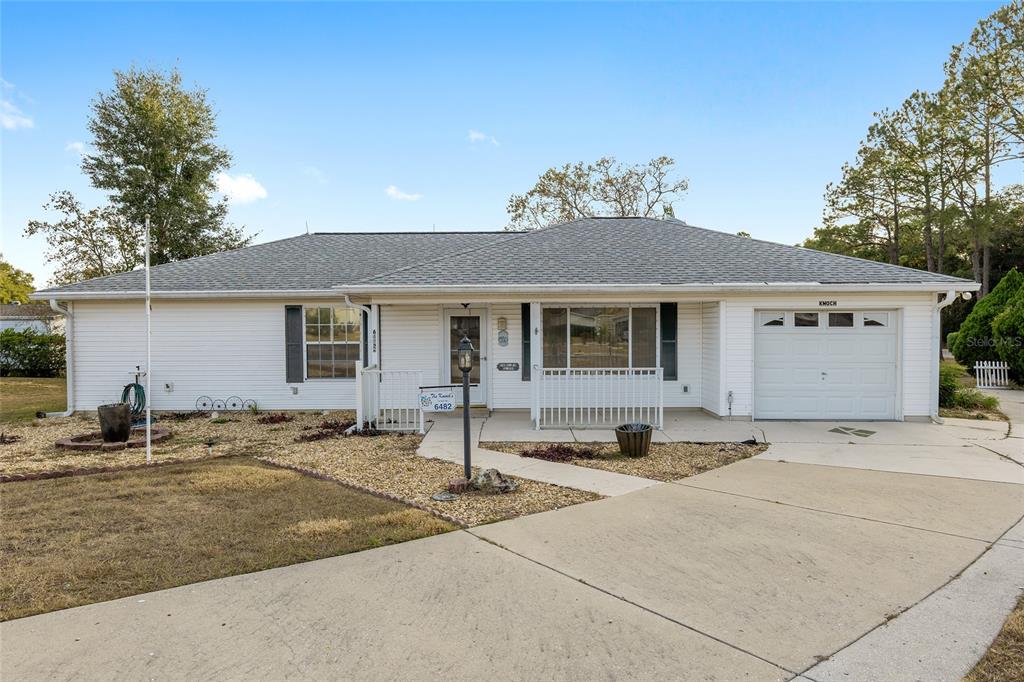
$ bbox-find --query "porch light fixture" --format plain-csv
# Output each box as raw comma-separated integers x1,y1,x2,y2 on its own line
458,335,474,479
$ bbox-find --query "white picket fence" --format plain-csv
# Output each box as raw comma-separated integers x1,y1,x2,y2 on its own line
534,367,664,429
975,361,1011,389
356,364,425,433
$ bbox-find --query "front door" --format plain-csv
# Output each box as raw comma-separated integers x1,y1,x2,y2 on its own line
446,310,487,406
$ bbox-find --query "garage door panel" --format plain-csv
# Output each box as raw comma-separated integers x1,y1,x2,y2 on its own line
754,318,897,420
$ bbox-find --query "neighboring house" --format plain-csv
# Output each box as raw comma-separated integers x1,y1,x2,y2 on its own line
31,217,977,426
0,303,64,334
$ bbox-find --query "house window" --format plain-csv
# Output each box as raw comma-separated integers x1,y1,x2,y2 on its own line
829,312,854,328
759,312,785,327
794,312,819,328
305,306,361,378
542,306,657,368
863,312,889,327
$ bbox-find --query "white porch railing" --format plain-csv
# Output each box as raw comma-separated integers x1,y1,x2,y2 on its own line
534,367,663,429
356,364,425,433
975,361,1011,389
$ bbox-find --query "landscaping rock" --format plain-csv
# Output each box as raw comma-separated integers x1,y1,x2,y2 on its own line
431,491,459,502
471,468,518,494
448,477,470,494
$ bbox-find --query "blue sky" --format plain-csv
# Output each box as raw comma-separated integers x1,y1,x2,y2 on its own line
1,1,1005,286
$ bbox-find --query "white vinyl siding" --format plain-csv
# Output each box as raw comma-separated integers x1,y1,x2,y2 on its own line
665,302,700,408
71,300,355,411
488,303,532,409
378,304,442,387
700,302,721,415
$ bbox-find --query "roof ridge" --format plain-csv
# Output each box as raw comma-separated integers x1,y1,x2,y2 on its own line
350,232,529,285
312,230,505,235
347,216,602,285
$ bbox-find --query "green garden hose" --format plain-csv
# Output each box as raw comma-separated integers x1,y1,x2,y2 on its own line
121,382,146,417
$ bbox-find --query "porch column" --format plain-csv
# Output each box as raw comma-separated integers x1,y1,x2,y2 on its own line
530,301,542,428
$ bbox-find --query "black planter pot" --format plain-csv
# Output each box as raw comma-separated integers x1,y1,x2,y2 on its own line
615,423,653,457
97,403,131,443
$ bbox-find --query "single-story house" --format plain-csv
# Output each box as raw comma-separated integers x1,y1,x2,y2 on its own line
31,217,978,428
0,303,65,334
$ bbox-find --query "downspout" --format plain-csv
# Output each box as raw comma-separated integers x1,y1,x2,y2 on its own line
47,299,74,417
931,289,968,423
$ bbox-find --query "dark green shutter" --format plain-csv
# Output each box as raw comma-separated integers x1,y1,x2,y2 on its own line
521,303,531,381
361,310,369,367
285,306,304,383
660,303,677,381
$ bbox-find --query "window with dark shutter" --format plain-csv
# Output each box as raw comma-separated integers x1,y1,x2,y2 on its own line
660,302,677,381
285,305,304,383
521,303,531,381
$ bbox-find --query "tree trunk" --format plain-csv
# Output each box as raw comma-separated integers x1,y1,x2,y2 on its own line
923,194,935,273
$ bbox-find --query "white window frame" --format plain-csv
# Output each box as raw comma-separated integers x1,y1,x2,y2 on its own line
302,304,362,380
540,304,660,369
756,310,895,331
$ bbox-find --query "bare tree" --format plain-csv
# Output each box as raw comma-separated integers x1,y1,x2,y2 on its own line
506,156,688,230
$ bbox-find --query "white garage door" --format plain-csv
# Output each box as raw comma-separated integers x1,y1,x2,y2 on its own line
754,310,898,420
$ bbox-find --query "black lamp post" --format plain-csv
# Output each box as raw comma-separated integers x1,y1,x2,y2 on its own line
457,334,474,480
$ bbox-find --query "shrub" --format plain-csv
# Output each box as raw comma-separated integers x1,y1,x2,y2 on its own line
945,331,959,352
257,412,294,425
938,363,962,408
520,443,599,461
952,388,1000,411
992,285,1024,383
952,268,1023,369
0,329,66,377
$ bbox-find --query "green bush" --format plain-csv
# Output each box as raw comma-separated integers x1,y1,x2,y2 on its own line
945,331,959,352
0,329,66,377
951,268,1023,370
992,285,1024,383
938,363,963,408
952,387,1000,411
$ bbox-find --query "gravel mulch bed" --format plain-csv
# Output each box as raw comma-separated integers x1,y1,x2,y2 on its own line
1,411,599,527
259,440,600,527
482,440,768,482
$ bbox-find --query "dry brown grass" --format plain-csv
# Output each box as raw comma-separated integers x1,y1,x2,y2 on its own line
482,440,767,482
0,410,599,527
1,377,67,423
964,594,1024,682
0,456,455,621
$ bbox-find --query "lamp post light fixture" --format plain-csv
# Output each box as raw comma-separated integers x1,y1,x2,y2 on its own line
457,334,474,480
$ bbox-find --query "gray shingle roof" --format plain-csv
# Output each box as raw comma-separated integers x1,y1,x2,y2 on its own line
34,232,506,294
358,217,970,286
34,217,970,297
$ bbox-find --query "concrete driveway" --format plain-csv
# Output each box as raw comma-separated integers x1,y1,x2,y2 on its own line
3,405,1023,680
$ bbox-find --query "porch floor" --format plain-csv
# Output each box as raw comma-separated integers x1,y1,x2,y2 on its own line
416,409,762,497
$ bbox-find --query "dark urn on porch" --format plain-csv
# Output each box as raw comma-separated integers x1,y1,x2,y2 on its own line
97,403,132,443
615,422,653,457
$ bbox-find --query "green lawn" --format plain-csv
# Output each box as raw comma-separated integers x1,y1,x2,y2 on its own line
0,377,67,423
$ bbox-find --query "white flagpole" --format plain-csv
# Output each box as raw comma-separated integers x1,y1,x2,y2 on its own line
145,214,152,465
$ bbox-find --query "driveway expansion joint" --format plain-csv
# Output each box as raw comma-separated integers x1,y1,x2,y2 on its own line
670,477,1004,546
462,528,796,677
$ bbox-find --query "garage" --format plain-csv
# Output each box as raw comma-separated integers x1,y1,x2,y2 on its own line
753,310,898,420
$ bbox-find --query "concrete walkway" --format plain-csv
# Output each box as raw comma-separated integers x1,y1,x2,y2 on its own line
417,414,659,496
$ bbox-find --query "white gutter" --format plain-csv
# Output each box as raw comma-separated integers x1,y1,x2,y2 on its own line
29,281,981,301
931,289,972,423
46,299,74,417
341,294,371,316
